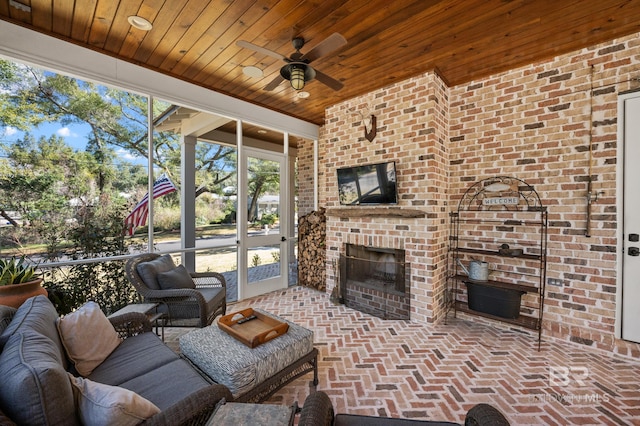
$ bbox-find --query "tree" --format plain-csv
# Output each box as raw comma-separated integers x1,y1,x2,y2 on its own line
0,134,102,256
0,58,235,197
247,157,280,222
195,144,236,198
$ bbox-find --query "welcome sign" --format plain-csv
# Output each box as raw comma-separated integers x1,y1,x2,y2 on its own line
482,197,519,206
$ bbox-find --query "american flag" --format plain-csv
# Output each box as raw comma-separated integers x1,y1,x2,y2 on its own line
124,174,177,236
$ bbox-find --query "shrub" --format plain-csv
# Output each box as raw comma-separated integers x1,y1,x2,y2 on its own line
259,213,278,226
44,193,143,315
153,206,181,231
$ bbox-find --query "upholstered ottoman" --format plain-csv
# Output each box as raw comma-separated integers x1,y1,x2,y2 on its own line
179,309,318,403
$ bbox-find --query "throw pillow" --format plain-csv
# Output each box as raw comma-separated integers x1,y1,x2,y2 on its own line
57,301,121,376
136,254,176,290
68,373,160,426
156,265,196,290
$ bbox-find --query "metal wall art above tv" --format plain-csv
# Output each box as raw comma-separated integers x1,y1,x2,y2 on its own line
337,161,398,205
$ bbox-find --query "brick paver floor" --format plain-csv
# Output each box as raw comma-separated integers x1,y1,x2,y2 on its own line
164,286,640,425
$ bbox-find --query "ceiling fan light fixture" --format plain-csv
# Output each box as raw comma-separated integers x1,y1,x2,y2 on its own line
289,65,306,90
127,15,152,31
239,33,344,92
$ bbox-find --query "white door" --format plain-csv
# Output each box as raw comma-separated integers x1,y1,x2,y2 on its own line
238,148,288,299
622,94,640,343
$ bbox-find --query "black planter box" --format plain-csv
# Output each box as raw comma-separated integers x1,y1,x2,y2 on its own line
465,281,525,319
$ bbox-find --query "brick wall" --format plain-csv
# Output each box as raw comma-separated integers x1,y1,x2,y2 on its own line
300,32,640,356
297,138,316,217
449,32,640,356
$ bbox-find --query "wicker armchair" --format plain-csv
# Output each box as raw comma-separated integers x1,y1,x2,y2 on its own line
125,253,227,328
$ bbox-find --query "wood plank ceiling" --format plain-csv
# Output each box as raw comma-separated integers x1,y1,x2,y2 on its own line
1,0,640,126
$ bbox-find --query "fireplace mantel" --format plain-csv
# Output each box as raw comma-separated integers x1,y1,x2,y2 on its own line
326,207,426,218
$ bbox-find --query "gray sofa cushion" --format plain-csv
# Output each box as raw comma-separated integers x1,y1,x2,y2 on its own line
88,332,180,386
118,359,211,411
0,295,67,368
136,254,176,290
157,265,196,290
0,330,78,426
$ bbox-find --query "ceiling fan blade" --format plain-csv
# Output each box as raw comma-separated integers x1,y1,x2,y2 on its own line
314,69,344,91
264,74,285,91
236,40,287,61
300,33,347,62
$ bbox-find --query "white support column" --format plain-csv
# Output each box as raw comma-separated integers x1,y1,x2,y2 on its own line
147,96,155,251
236,121,246,300
181,135,197,271
286,134,296,271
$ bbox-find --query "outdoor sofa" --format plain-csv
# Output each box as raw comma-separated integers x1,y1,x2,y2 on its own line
0,295,231,425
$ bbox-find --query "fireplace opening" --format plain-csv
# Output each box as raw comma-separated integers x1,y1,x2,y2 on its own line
339,244,410,320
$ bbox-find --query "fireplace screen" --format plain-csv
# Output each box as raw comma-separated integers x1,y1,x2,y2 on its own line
339,244,410,320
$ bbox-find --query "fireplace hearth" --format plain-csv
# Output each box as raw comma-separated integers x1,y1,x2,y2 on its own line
339,244,410,320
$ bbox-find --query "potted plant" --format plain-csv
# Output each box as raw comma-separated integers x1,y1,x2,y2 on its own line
0,256,47,308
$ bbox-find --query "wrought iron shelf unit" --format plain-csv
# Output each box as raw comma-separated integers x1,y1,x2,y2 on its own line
454,247,542,261
447,176,548,350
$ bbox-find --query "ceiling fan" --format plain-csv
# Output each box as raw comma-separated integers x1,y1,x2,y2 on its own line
236,33,347,92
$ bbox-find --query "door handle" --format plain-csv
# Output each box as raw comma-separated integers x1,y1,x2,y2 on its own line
630,233,639,242
281,236,287,242
629,247,640,256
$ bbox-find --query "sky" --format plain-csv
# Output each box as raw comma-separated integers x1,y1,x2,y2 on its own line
2,121,146,166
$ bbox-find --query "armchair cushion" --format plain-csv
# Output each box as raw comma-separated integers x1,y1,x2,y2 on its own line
136,254,176,290
157,265,196,290
68,373,160,426
57,301,122,376
199,287,226,315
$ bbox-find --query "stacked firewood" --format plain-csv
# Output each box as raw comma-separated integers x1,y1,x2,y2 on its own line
298,208,326,291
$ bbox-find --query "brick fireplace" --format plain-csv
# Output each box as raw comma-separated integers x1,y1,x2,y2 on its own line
339,244,409,320
317,71,451,325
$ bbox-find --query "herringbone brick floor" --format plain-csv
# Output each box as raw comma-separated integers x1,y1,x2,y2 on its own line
165,286,640,425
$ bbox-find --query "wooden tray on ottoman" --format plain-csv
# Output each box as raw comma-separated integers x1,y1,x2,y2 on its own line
218,308,289,348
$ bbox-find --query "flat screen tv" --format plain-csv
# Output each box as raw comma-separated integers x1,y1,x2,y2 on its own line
337,161,398,205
